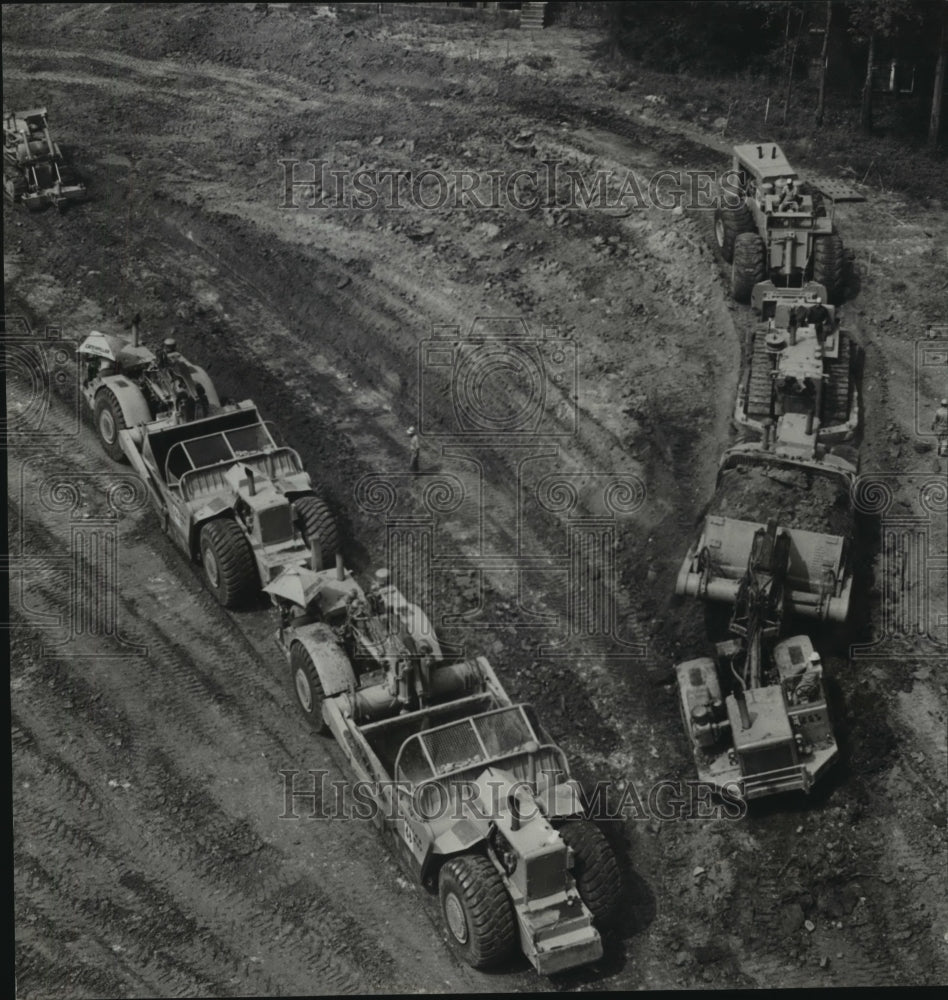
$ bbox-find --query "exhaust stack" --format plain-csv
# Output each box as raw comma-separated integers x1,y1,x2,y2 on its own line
310,540,322,572
734,685,752,731
524,740,539,788
508,791,522,832
131,313,140,347
335,552,345,581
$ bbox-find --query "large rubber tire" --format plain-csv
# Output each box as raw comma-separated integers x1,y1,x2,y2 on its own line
7,173,28,201
93,388,128,463
289,642,329,733
713,203,755,264
199,518,258,608
438,855,517,970
559,819,622,927
813,233,844,304
293,495,338,569
730,232,766,303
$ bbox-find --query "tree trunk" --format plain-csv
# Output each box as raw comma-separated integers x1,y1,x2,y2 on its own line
861,32,875,133
930,2,947,148
816,1,832,127
782,7,804,125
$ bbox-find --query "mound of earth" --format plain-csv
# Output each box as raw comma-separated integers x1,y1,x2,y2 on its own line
710,461,854,538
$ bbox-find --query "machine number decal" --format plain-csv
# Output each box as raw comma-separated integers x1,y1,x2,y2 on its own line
401,817,425,861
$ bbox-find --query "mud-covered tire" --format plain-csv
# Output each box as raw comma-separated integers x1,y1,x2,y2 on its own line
559,819,622,927
289,642,329,733
438,855,517,969
293,495,338,569
6,173,28,201
93,388,128,462
199,518,257,608
713,202,755,264
730,232,766,303
813,234,844,304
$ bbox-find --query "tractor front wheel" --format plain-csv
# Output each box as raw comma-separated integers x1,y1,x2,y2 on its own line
730,232,766,303
93,389,128,463
289,643,329,733
199,518,257,608
559,819,622,927
813,234,844,304
293,495,338,569
713,203,755,264
438,855,517,969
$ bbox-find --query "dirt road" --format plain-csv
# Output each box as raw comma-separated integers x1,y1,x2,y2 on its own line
6,3,947,993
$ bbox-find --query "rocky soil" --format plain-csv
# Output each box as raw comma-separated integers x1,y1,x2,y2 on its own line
5,3,947,994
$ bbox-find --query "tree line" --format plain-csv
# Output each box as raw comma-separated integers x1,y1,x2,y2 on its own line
580,0,947,148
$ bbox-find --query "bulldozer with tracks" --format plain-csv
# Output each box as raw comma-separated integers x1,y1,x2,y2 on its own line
714,143,858,304
3,106,86,210
271,559,623,974
735,280,861,452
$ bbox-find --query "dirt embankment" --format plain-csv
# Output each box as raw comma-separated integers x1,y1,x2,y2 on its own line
5,3,947,994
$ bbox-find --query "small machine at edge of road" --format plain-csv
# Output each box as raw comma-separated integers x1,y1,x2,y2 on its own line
3,106,86,211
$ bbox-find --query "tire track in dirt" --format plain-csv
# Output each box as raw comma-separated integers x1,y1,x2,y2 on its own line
6,45,331,110
7,380,527,993
9,547,451,994
6,45,739,986
14,897,145,1000
12,12,945,989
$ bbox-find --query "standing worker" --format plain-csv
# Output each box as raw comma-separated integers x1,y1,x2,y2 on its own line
806,295,831,347
788,301,808,343
407,426,420,473
933,398,948,457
